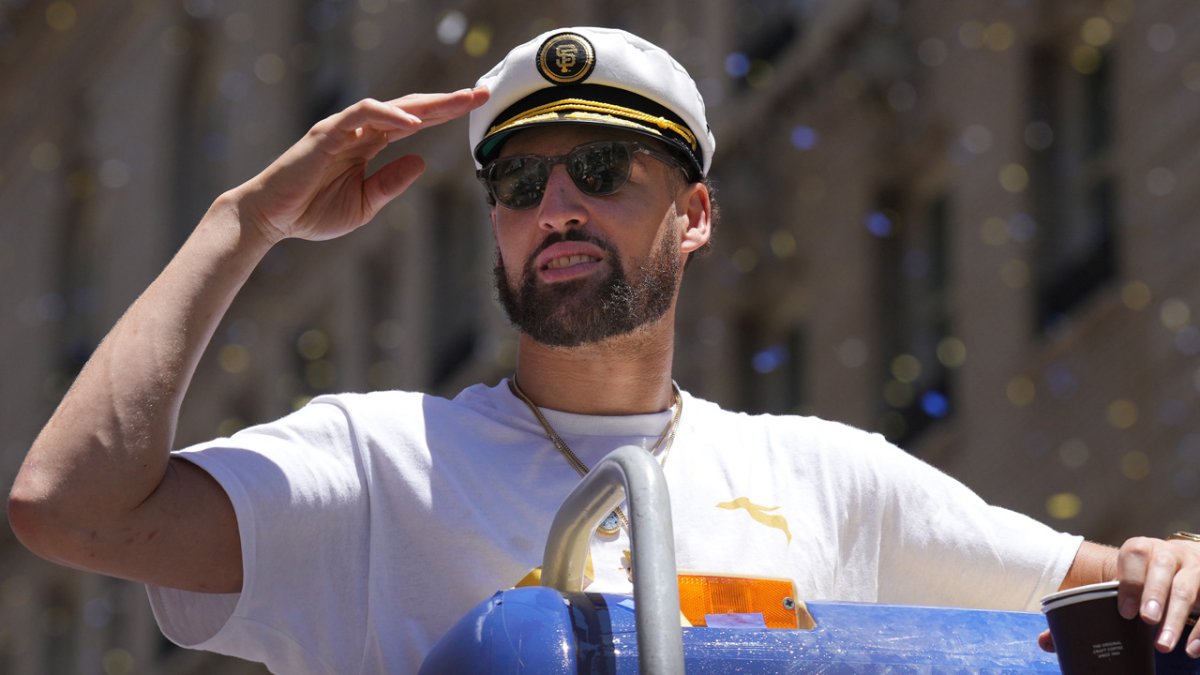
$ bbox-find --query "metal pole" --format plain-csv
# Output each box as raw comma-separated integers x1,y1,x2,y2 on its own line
541,445,685,674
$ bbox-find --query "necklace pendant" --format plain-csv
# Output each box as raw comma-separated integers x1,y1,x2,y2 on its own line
597,511,622,536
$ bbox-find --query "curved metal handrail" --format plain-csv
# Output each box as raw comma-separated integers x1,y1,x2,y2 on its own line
541,445,685,674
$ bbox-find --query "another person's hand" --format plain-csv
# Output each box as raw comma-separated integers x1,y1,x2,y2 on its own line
232,87,488,244
1116,535,1200,655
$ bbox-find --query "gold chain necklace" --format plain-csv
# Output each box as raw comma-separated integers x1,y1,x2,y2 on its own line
510,378,683,536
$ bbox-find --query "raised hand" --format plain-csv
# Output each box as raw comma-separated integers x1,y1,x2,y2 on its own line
8,85,488,594
233,87,489,245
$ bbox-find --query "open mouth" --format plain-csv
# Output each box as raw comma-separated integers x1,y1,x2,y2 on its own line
534,241,608,282
544,254,600,270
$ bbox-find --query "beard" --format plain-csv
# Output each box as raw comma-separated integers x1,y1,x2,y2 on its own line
494,228,680,347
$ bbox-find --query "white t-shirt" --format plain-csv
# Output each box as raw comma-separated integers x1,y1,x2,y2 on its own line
147,381,1082,674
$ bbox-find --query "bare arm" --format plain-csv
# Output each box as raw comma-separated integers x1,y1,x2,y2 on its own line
7,88,489,593
1059,539,1118,590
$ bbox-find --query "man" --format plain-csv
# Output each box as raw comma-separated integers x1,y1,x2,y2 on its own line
8,26,1200,674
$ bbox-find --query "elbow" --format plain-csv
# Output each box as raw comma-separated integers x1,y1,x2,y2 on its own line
7,476,79,565
8,494,45,560
8,484,53,559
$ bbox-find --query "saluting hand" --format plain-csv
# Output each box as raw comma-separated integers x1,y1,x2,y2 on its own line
231,87,489,245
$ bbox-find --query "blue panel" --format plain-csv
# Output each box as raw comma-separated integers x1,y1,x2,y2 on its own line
418,587,576,674
420,588,1200,673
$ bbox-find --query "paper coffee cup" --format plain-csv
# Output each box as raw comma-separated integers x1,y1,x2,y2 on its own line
1041,581,1155,675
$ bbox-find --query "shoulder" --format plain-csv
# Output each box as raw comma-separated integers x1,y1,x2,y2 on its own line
677,391,922,487
304,381,526,435
681,390,893,452
300,383,500,420
307,389,428,417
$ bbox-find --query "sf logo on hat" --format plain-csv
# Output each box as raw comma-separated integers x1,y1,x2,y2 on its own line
536,32,595,85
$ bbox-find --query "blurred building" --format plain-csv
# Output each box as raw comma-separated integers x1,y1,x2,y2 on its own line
0,0,1197,672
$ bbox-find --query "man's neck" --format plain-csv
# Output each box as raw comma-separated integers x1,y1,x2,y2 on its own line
512,323,676,416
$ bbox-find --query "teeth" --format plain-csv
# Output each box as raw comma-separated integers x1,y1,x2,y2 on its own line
546,254,597,269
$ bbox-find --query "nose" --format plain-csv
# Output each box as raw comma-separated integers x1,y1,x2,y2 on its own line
535,164,588,233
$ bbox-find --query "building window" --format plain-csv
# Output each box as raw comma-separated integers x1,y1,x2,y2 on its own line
170,16,223,251
300,0,352,127
873,191,958,447
725,0,802,93
41,582,78,673
365,245,405,392
288,319,337,409
55,122,101,393
736,315,805,415
429,183,482,388
1029,45,1118,331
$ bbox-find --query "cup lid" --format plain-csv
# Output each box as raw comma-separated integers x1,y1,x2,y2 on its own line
1040,580,1119,613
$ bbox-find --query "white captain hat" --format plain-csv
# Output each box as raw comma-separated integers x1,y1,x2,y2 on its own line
469,26,716,179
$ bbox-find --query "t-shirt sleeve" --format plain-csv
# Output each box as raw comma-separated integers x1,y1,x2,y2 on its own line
859,436,1083,612
145,398,371,674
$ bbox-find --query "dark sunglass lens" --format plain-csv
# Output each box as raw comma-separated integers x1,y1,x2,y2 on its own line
569,142,631,195
491,157,548,209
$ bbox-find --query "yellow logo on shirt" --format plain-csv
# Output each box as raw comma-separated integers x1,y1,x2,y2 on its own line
717,497,792,544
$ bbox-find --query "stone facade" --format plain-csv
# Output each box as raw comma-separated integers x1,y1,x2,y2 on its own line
1,0,1197,671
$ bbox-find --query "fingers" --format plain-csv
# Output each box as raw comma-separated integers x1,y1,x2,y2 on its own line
329,87,489,134
1142,549,1179,625
1116,537,1153,619
387,86,490,126
1116,537,1200,655
309,87,489,155
1037,628,1056,653
1186,615,1200,658
1159,559,1200,654
312,99,422,155
1146,551,1182,650
341,97,424,130
362,154,425,218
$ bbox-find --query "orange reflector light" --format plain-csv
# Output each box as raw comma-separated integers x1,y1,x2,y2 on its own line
677,572,815,630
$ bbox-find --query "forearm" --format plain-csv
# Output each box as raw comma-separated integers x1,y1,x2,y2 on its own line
10,190,273,546
1060,540,1118,590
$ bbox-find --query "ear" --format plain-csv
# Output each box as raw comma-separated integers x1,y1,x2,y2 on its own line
678,181,711,254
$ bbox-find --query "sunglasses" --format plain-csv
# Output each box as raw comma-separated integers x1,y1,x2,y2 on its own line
478,140,690,210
